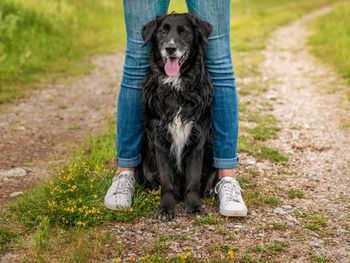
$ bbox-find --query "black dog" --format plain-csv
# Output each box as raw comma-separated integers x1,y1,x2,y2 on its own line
137,13,216,220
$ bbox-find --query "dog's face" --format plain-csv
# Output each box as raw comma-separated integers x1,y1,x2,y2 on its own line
142,13,212,77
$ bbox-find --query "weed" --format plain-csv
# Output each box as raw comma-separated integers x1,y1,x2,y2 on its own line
159,234,189,242
260,222,286,231
254,241,289,256
246,124,280,141
288,189,304,199
0,214,21,254
309,252,332,263
303,215,328,232
244,190,279,207
238,135,288,163
277,168,292,175
236,175,251,189
32,217,51,252
341,122,350,128
196,215,221,226
69,124,82,130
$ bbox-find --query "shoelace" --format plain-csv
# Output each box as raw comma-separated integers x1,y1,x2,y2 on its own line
112,172,134,195
214,179,243,202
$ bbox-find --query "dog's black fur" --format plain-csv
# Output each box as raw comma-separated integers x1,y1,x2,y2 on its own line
137,13,216,220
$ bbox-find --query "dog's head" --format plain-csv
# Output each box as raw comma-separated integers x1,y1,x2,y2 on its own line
142,13,212,77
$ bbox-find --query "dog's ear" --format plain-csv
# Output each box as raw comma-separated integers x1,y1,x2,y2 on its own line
198,20,212,46
142,15,167,47
141,19,157,47
188,14,212,46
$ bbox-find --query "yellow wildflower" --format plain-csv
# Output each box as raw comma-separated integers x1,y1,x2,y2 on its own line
228,250,234,259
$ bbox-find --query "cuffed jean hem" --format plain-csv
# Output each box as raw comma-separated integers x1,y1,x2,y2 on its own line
213,156,239,169
116,155,141,168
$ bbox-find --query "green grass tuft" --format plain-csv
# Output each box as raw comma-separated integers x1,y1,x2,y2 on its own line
247,124,280,141
254,241,289,256
288,188,304,199
238,135,288,163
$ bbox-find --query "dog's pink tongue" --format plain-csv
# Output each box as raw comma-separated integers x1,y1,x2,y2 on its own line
165,57,180,77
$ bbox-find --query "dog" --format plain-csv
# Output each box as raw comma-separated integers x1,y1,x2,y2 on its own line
137,13,216,220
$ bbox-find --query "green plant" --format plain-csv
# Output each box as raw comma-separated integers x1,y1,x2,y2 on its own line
33,216,51,251
254,241,289,256
288,189,304,199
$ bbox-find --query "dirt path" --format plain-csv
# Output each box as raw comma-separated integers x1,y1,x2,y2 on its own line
0,53,124,202
259,6,350,261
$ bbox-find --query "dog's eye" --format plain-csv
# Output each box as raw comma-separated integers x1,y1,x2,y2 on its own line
178,26,189,35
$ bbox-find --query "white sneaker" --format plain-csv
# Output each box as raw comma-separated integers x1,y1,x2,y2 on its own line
104,171,135,210
214,177,247,217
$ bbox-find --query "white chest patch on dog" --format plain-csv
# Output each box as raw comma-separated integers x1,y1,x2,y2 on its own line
162,75,182,90
168,110,193,170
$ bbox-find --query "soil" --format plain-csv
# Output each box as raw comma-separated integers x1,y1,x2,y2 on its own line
1,6,349,262
0,53,124,202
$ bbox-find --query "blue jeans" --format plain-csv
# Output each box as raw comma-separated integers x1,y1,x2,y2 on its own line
117,0,239,169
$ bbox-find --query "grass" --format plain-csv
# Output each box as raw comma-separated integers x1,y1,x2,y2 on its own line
254,241,289,256
260,222,286,231
238,135,288,163
308,1,350,92
288,188,304,199
302,214,328,233
310,252,332,263
0,0,125,103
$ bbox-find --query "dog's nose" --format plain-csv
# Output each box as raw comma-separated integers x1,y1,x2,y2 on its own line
165,46,176,55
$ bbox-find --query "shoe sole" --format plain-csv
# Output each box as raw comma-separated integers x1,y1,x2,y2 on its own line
104,200,130,211
220,208,247,217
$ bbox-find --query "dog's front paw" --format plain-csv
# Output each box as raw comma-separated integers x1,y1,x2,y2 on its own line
186,205,207,219
156,206,176,221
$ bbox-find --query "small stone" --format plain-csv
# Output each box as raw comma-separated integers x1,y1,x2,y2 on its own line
282,205,292,210
246,158,256,165
266,93,278,100
274,207,287,215
9,192,23,197
309,238,324,248
0,168,27,178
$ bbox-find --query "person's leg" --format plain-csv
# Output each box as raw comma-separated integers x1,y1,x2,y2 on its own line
116,0,170,171
186,0,239,174
105,0,170,210
186,0,246,216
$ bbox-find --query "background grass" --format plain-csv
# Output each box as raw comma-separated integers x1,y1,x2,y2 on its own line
0,0,125,103
308,1,350,99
